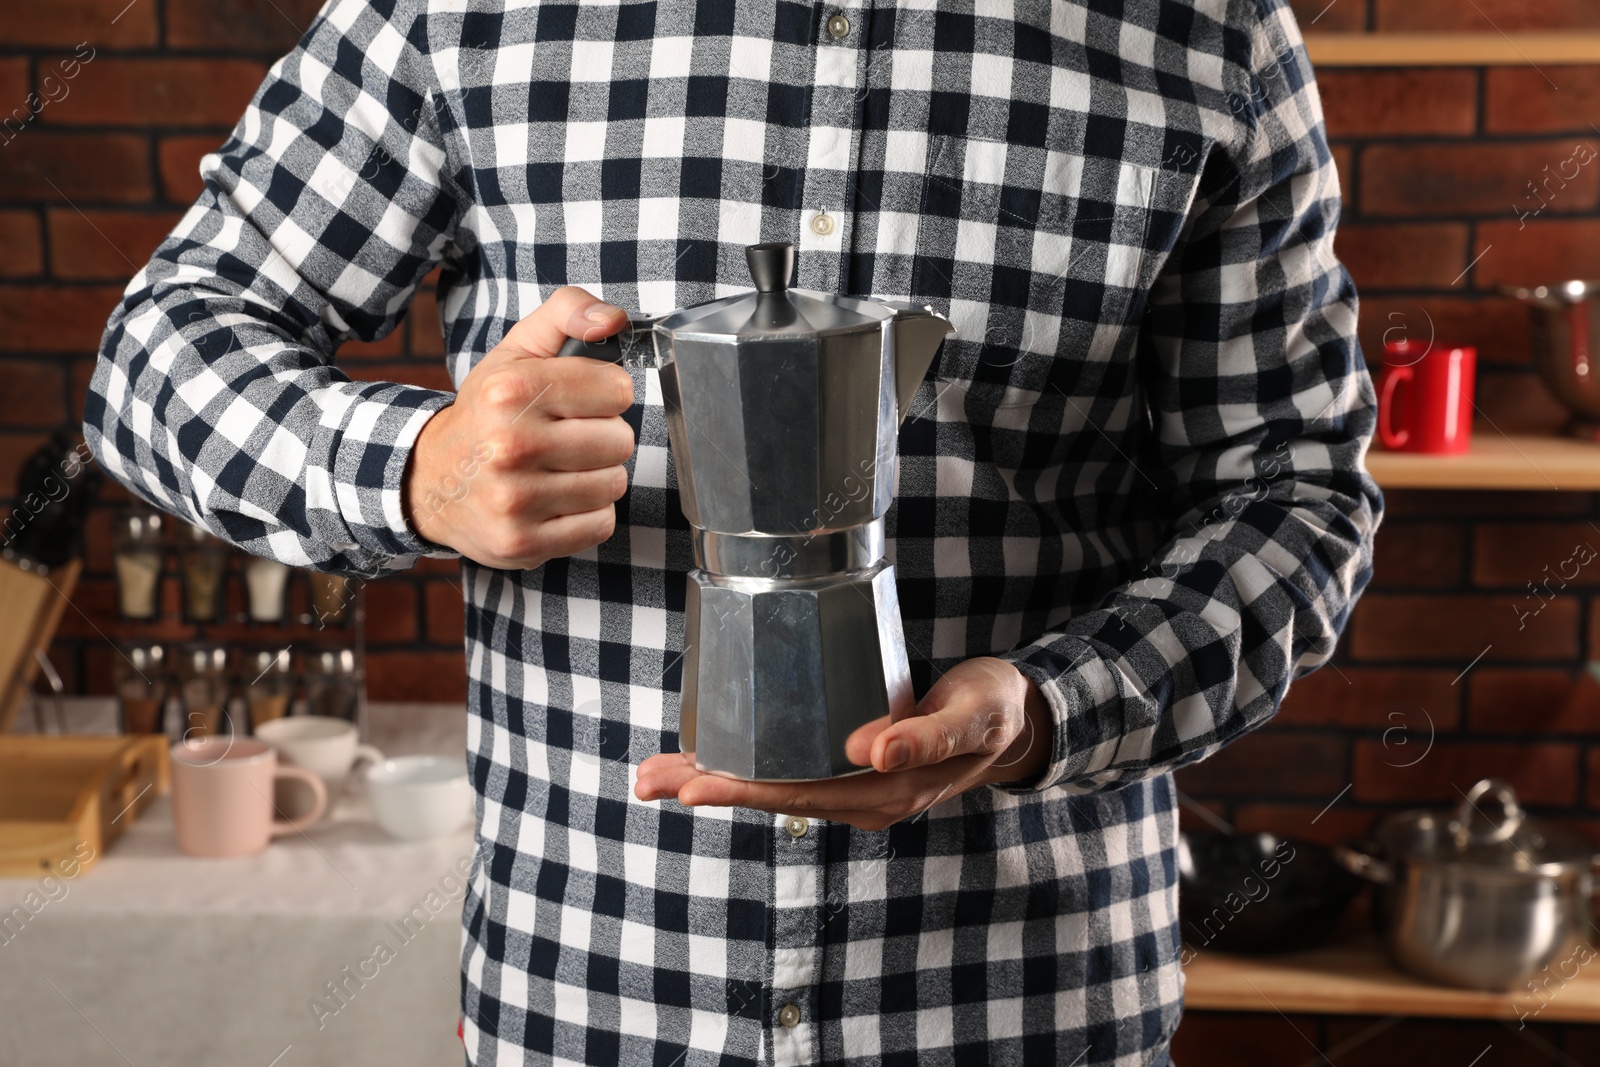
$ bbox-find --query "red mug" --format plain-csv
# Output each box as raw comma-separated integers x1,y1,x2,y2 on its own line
1376,340,1476,454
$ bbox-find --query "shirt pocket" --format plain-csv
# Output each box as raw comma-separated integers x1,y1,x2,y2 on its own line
910,134,1159,432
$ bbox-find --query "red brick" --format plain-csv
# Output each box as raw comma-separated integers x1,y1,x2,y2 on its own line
366,650,466,702
1355,296,1531,369
1375,0,1600,30
1473,217,1600,289
1472,369,1570,435
338,329,406,360
425,579,465,646
1486,68,1600,134
1381,489,1593,519
0,133,152,203
82,504,115,575
1174,730,1347,798
1469,668,1590,733
1318,70,1478,139
1370,521,1466,590
414,555,464,575
1290,0,1367,31
1276,667,1460,728
1231,804,1379,847
1473,522,1600,587
343,360,456,394
1587,599,1600,660
1170,1012,1326,1066
68,355,98,426
362,578,417,644
54,58,266,128
48,209,181,281
1327,1018,1551,1065
1352,738,1578,805
0,1,157,48
408,280,447,357
0,211,44,279
1349,593,1580,662
0,432,52,507
0,59,27,110
1359,140,1600,219
0,360,68,427
1334,223,1468,291
0,285,125,353
165,0,326,51
1588,748,1600,809
158,135,220,204
1329,142,1352,207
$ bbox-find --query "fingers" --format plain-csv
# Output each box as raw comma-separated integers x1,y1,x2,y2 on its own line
842,715,894,767
477,357,635,422
673,760,979,814
481,505,617,568
503,286,629,360
869,699,1018,775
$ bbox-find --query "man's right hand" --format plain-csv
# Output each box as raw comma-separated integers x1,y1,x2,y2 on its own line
404,287,636,569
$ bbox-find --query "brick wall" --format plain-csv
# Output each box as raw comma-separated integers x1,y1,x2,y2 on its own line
0,0,465,702
3,0,1599,1062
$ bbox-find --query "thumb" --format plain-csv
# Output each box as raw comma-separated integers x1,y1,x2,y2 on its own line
503,286,627,358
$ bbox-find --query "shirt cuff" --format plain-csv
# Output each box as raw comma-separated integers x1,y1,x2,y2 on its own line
325,381,457,562
990,636,1095,795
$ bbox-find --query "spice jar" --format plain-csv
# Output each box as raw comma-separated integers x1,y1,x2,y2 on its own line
177,522,229,623
304,648,361,723
114,643,168,735
244,556,291,623
177,643,232,741
242,647,294,731
111,509,166,620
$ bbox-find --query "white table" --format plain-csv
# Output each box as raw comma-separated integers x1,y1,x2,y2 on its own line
0,703,473,1067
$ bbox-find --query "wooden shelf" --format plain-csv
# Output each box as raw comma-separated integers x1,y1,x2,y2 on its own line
1366,434,1600,491
1305,32,1600,67
1184,936,1600,1023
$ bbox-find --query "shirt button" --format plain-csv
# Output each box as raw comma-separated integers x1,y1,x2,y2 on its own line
810,212,835,237
826,13,850,39
785,816,809,838
778,1003,802,1028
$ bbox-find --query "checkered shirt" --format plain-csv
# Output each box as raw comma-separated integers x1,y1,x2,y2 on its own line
86,0,1380,1063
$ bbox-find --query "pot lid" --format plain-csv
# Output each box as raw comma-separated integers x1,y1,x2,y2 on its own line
653,243,893,340
1375,778,1595,873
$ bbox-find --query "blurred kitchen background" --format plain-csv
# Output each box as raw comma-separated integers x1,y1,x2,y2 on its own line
4,0,1600,1064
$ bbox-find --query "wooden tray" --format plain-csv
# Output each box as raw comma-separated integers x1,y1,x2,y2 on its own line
0,557,80,733
0,735,169,876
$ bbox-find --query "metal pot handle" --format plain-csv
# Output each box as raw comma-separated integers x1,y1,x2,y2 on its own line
1452,778,1524,851
1333,841,1394,884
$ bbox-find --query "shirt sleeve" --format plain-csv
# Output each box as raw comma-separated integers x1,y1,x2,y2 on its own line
83,0,457,575
998,0,1382,795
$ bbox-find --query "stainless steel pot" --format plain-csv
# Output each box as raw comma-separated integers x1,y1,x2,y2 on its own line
1336,779,1598,992
1501,280,1600,435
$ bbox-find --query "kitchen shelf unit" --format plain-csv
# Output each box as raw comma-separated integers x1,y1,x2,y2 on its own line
1183,936,1600,1022
1304,32,1600,66
1365,434,1600,491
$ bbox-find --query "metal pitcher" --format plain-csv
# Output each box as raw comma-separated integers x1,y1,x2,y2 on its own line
1501,280,1600,436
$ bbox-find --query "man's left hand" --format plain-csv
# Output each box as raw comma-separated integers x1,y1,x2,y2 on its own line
634,657,1052,831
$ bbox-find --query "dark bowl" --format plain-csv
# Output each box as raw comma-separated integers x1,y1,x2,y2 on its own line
1178,831,1361,955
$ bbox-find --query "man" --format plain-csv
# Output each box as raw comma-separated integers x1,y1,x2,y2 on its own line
87,1,1379,1063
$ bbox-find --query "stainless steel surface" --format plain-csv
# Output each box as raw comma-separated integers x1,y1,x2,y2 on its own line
1500,281,1600,428
692,520,885,579
1336,778,1599,991
679,563,914,780
562,242,952,780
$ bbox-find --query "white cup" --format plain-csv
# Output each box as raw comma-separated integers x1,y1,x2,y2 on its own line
366,756,473,841
255,716,385,819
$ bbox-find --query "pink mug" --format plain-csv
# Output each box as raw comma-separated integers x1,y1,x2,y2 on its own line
170,737,327,857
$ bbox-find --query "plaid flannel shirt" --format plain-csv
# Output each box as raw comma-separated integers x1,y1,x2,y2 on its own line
86,0,1380,1063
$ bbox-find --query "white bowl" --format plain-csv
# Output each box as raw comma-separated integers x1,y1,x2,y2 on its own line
366,756,473,841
